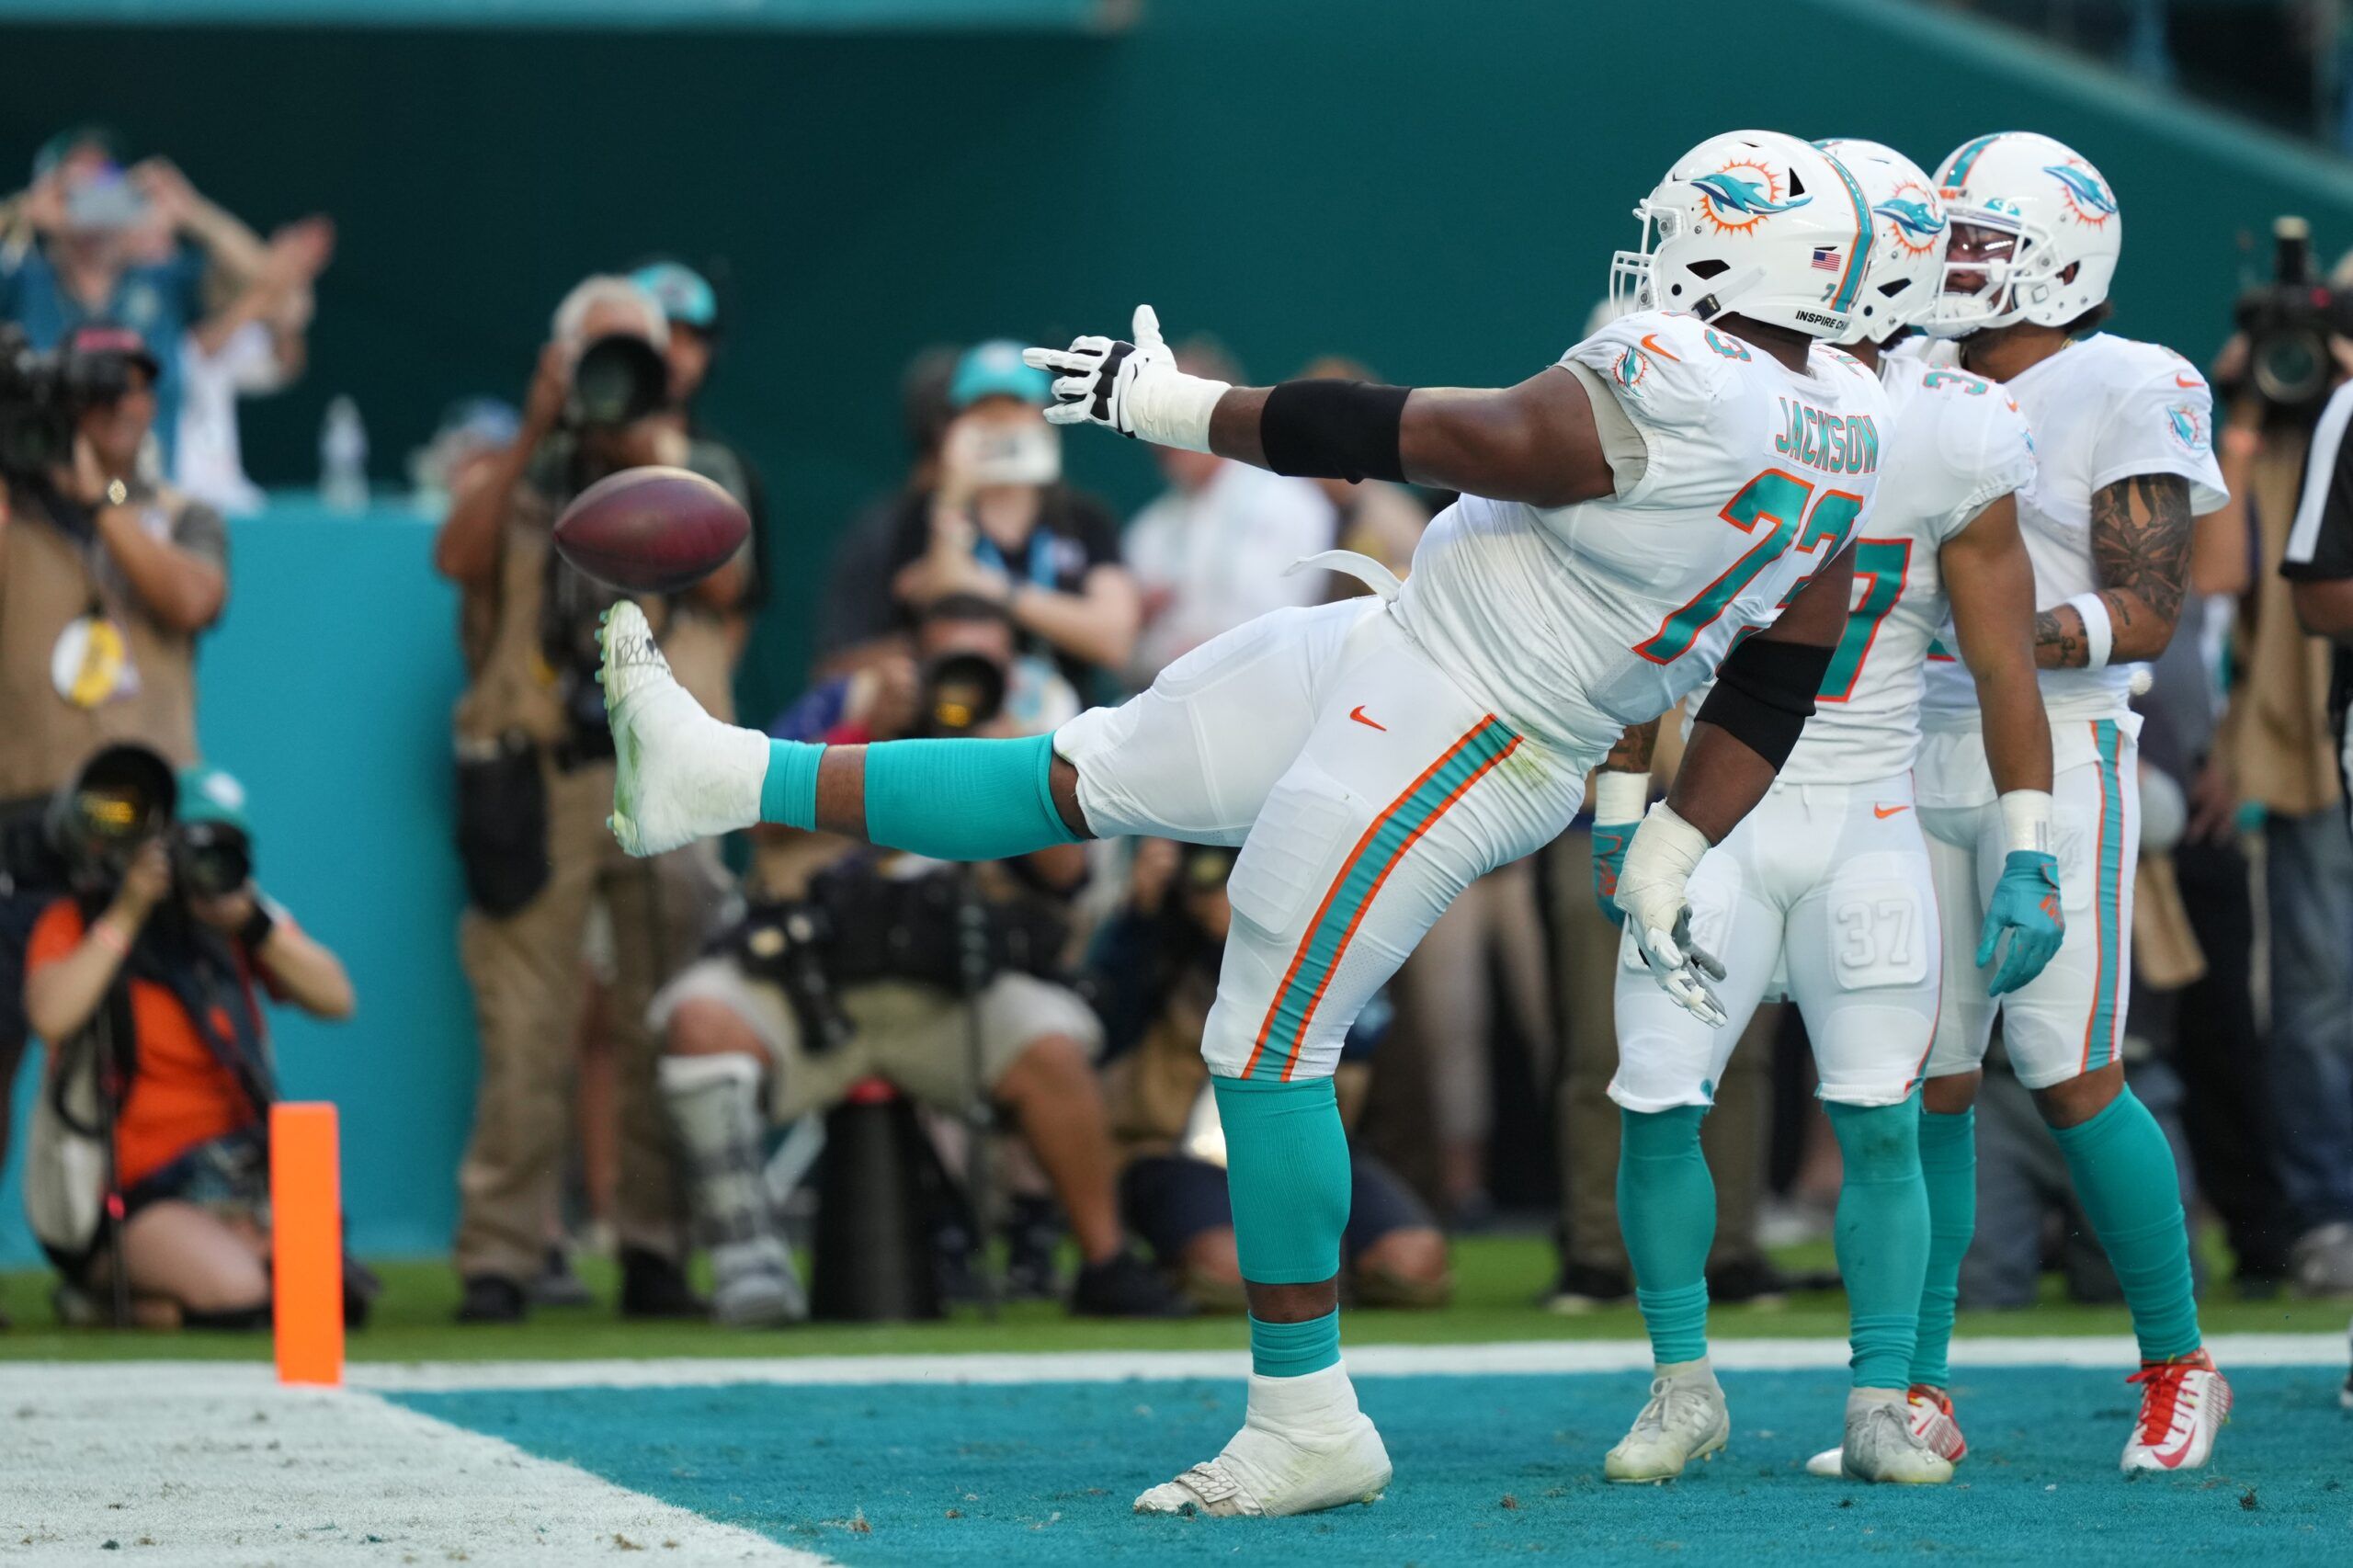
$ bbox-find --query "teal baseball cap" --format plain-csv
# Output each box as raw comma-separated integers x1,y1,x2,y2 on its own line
949,339,1050,410
176,764,253,835
630,261,719,333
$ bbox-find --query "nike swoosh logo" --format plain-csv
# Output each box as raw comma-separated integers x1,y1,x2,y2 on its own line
1873,803,1909,818
1639,333,1683,362
1348,705,1387,732
2175,373,2201,388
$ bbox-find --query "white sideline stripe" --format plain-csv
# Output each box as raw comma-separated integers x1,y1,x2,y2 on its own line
342,1331,2347,1392
0,1363,828,1567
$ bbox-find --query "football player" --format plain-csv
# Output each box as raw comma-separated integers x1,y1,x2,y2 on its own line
1594,140,2059,1487
597,130,1888,1517
1894,132,2230,1472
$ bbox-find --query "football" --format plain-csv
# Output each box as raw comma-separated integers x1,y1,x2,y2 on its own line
551,465,749,595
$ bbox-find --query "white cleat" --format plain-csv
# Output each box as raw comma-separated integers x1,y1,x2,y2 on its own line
1604,1368,1729,1483
1805,1385,1966,1477
2120,1351,2231,1472
1831,1394,1954,1484
1134,1365,1392,1518
597,602,769,857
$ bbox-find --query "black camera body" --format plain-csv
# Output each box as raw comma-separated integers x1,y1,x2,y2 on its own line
2236,217,2353,417
568,333,670,428
0,324,74,479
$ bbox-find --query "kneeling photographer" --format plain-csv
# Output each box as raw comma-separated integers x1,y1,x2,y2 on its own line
21,745,357,1329
431,274,751,1324
652,596,1186,1326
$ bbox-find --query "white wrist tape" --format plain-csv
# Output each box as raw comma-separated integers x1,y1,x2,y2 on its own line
1595,769,1650,824
1618,801,1711,916
1129,369,1231,453
2063,592,2114,670
1998,789,2054,856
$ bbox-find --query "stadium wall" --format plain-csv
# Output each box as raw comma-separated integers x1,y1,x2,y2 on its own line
1,0,2347,1262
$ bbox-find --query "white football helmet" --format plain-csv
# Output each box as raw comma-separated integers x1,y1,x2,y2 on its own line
1815,138,1949,346
1610,130,1876,340
1922,131,2120,339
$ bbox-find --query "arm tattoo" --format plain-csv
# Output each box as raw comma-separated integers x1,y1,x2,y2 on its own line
2087,472,2191,642
2033,607,2087,669
1604,718,1659,773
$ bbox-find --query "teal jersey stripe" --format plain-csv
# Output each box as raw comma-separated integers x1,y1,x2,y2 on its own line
2084,720,2126,1071
1249,718,1519,1080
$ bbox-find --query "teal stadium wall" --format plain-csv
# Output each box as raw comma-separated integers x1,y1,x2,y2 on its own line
2,0,2349,1262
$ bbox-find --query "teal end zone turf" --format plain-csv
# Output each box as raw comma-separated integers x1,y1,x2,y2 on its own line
396,1367,2349,1565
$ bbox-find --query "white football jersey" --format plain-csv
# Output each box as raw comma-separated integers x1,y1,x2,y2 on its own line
1392,310,1892,762
1918,333,2227,724
1762,357,2037,783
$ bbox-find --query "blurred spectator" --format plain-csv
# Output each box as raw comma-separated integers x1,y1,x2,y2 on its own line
813,344,961,676
630,258,772,624
408,397,522,515
1122,341,1336,683
173,216,335,514
1294,355,1427,587
1087,838,1450,1311
652,597,1184,1325
0,130,272,472
2279,346,2353,1294
432,273,747,1324
21,748,356,1330
882,340,1139,717
0,324,229,1247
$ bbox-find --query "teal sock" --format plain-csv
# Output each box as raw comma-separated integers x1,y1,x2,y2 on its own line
1249,1309,1341,1379
1617,1105,1714,1366
2050,1087,2201,1361
760,740,824,829
1211,1075,1350,1285
760,731,1083,858
1912,1106,1976,1390
1825,1098,1928,1391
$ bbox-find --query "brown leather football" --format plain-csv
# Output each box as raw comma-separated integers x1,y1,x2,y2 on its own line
551,466,749,595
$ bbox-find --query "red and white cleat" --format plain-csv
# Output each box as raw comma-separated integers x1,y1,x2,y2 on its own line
1803,1385,1966,1477
2120,1350,2232,1472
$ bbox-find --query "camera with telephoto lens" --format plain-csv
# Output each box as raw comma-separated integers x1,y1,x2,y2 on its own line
919,650,1008,737
568,333,671,427
2235,216,2353,416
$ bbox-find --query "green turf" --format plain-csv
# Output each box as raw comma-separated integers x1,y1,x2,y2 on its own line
1,1233,2339,1362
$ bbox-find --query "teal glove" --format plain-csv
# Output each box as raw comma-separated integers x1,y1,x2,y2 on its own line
1591,820,1637,926
1978,849,2064,996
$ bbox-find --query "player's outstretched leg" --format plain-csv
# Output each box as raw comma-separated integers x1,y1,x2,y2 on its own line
599,602,1084,860
1133,1075,1392,1517
1607,1104,1729,1483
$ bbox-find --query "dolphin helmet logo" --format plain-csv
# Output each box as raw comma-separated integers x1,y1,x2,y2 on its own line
2044,163,2117,227
1691,162,1813,233
1873,187,1947,256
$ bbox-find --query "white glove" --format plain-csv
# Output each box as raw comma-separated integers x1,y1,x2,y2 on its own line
1614,801,1729,1028
1021,304,1229,452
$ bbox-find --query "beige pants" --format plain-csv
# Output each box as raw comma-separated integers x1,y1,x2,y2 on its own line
1547,831,1769,1273
453,758,723,1280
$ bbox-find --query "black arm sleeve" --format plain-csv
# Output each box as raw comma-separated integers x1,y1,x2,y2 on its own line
1259,380,1412,483
1691,636,1834,770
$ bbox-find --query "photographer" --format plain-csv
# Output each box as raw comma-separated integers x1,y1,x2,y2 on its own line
1086,840,1451,1312
0,323,229,1230
652,595,1185,1326
2221,221,2353,1294
433,274,747,1324
21,747,353,1329
0,129,271,473
885,340,1140,711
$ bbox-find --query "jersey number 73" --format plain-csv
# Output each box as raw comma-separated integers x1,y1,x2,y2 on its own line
1634,469,1863,665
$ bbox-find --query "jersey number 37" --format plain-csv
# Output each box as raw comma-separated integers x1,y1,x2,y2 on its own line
1634,469,1862,665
